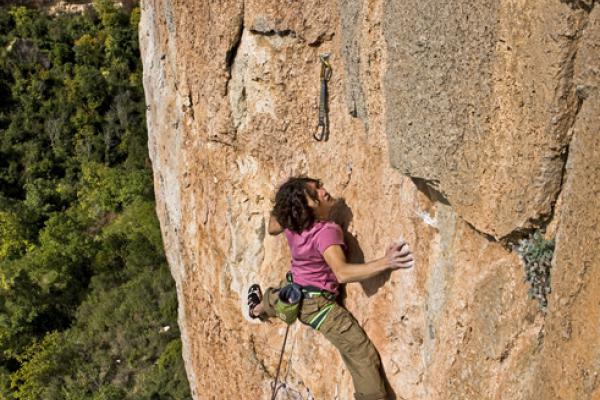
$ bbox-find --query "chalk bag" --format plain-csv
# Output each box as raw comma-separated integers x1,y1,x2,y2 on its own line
275,283,303,324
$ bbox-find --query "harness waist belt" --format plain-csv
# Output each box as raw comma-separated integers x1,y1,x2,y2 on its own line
286,273,337,300
301,285,336,300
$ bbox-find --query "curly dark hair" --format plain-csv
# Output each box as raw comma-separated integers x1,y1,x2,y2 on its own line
272,176,321,233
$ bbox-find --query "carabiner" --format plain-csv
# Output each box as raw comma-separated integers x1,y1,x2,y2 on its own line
320,53,332,81
314,123,327,141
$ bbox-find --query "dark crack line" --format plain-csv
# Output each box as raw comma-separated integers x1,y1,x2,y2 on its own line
560,0,596,13
226,21,244,80
249,335,274,379
535,11,589,239
249,28,297,38
222,6,244,141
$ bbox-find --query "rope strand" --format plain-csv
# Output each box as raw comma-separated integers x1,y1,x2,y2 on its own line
270,324,291,400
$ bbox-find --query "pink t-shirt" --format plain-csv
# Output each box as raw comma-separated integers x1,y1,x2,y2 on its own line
284,221,346,294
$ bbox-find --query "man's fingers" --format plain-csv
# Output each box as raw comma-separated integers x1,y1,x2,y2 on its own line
391,253,414,269
394,240,408,250
397,256,413,263
390,262,414,270
398,247,411,257
393,260,414,268
398,260,414,268
392,248,412,258
387,239,414,269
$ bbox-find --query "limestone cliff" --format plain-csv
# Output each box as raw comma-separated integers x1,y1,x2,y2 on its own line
139,0,600,399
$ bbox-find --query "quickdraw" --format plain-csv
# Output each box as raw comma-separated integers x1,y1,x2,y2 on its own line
313,53,332,141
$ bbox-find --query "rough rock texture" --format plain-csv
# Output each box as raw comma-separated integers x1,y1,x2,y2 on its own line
384,0,587,239
532,6,600,399
139,0,600,399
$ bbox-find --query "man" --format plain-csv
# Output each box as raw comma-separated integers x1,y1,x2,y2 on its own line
249,176,413,400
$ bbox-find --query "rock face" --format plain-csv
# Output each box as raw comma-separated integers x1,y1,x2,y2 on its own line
139,0,600,399
384,0,586,239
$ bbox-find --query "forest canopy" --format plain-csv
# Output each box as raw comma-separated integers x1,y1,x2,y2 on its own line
0,1,191,398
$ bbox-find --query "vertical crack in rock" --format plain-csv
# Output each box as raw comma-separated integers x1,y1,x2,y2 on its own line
531,7,600,396
529,8,592,241
539,4,597,306
220,13,245,143
226,19,244,90
227,27,249,132
493,6,591,242
553,5,595,193
248,335,272,378
341,0,369,132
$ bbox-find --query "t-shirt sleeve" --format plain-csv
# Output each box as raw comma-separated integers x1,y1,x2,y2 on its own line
315,223,346,255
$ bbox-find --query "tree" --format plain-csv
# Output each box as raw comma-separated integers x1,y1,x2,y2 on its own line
0,4,191,397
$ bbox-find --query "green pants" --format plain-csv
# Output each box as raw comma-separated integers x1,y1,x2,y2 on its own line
259,286,387,400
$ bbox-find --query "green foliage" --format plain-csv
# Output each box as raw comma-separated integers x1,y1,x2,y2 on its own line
10,331,74,400
0,3,190,398
74,33,104,65
12,266,183,400
515,230,555,311
77,162,153,220
0,3,147,208
0,211,31,262
0,366,11,399
8,7,46,39
136,340,193,400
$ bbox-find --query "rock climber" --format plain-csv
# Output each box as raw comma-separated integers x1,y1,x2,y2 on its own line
248,176,414,400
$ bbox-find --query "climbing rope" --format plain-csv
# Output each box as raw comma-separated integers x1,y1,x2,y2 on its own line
313,53,332,142
270,324,291,400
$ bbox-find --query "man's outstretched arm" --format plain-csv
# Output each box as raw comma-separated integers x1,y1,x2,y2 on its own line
323,241,413,283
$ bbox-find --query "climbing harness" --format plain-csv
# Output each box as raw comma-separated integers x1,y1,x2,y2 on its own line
313,53,332,141
301,285,337,301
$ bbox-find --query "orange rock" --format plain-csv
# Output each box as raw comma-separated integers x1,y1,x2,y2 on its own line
139,1,600,398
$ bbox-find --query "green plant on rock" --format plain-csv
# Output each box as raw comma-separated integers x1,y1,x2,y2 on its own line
515,230,555,311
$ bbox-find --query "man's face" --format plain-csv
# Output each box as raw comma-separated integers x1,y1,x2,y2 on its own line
305,181,336,217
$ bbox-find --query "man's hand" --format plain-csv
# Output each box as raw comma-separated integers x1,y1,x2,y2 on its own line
386,239,414,269
268,212,284,236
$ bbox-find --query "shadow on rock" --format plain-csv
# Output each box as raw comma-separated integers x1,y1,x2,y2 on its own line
329,198,393,297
